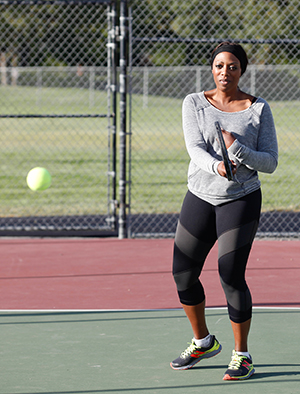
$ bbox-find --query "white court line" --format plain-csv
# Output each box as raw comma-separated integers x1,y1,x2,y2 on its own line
0,306,300,313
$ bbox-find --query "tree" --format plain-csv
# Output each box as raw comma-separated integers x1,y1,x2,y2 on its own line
131,0,300,66
0,2,109,66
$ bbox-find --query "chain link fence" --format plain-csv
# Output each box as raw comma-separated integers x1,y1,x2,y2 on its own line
0,0,300,238
127,0,300,237
0,0,118,235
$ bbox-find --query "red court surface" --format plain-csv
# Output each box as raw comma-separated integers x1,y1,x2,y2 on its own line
0,237,299,310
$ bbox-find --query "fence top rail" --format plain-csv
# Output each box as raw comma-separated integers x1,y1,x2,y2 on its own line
0,0,113,5
0,66,108,72
0,114,111,118
2,65,209,73
1,65,298,72
130,65,300,71
133,37,300,45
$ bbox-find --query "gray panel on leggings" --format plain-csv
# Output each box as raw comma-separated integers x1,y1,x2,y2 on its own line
173,267,201,291
175,220,213,262
220,277,252,312
218,220,258,259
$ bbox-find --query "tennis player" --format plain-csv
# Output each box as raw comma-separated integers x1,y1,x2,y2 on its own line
170,41,278,380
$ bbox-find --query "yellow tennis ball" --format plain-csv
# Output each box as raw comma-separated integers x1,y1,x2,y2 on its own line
26,167,52,191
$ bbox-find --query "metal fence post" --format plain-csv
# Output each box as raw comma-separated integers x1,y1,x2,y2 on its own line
107,0,118,231
118,0,128,239
143,66,149,108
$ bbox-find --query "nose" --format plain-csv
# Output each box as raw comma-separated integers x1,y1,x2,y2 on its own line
221,65,229,75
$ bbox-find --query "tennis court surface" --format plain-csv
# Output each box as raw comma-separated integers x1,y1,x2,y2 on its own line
1,237,300,393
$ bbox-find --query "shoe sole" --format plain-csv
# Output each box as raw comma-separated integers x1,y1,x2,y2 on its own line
223,368,255,381
170,344,222,370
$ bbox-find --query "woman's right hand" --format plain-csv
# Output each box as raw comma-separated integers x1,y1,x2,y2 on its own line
217,160,237,178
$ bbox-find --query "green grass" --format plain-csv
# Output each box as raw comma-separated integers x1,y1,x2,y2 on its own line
0,85,299,217
0,85,112,216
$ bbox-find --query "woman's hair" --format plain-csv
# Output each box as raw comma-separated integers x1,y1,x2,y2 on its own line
210,41,248,75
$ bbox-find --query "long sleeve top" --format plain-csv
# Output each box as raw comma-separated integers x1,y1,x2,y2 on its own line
182,91,278,205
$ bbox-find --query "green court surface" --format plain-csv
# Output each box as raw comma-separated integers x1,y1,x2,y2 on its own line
1,308,300,394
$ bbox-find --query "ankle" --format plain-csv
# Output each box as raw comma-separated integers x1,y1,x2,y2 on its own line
236,350,251,359
194,334,212,348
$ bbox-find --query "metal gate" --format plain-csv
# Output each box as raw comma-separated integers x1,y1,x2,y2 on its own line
0,0,118,236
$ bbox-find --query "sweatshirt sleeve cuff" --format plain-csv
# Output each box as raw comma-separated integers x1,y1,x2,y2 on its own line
228,139,243,157
212,160,222,176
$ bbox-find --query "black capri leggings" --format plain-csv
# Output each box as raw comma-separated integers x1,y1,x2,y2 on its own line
172,189,262,323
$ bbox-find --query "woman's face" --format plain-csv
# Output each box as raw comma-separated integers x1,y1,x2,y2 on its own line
212,51,242,91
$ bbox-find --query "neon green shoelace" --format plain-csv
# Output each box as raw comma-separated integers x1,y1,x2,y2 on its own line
181,342,197,358
228,353,245,370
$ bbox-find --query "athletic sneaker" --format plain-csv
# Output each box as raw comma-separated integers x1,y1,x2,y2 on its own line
170,336,222,370
223,350,255,380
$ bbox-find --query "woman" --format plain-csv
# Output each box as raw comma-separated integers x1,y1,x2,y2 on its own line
170,42,278,381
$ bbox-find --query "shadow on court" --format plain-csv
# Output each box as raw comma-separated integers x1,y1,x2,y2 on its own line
1,308,300,394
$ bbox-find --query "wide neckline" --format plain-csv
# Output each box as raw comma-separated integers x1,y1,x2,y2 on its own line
202,91,259,114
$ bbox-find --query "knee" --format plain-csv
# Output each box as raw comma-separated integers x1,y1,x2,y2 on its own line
172,244,205,305
173,266,201,292
173,267,205,306
172,242,201,291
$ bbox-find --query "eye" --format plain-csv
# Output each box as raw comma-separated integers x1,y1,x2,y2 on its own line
215,64,223,69
229,66,238,71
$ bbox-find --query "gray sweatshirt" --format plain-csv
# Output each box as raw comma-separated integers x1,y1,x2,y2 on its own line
182,91,278,205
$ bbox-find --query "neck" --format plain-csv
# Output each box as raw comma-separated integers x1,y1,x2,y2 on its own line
214,87,240,103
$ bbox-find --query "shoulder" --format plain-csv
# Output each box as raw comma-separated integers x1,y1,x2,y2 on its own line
183,91,209,110
248,97,275,128
255,97,269,106
237,90,258,109
251,97,272,115
239,91,256,101
204,88,216,99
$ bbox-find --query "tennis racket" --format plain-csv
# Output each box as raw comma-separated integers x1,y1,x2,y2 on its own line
215,121,233,181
